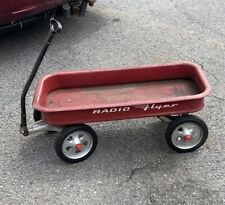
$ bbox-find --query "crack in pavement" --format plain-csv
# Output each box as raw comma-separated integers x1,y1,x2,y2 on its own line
210,95,225,102
118,164,150,185
191,59,205,70
128,165,148,181
190,58,221,81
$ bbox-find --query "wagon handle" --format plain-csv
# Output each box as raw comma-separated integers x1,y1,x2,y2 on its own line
50,18,62,33
20,18,62,136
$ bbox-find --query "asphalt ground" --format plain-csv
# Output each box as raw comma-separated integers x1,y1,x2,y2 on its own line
0,0,225,204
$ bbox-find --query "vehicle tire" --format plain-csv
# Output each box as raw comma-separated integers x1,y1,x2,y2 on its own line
165,115,208,153
54,124,98,163
33,109,42,121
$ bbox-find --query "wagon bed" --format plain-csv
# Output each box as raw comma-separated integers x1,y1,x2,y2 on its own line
33,63,210,125
45,79,199,110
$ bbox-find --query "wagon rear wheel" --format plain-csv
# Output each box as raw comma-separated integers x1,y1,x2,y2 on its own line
165,115,208,152
54,124,98,163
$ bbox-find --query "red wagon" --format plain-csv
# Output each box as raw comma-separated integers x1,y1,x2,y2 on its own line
20,19,211,163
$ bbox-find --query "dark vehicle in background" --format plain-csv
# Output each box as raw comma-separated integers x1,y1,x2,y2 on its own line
0,0,96,30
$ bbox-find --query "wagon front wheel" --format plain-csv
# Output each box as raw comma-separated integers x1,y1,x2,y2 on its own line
165,115,208,153
54,124,97,163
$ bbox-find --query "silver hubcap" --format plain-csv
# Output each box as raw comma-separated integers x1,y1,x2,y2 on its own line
62,131,93,159
171,122,203,150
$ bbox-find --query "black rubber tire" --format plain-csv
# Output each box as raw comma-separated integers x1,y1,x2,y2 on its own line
54,124,98,163
33,109,42,122
165,115,208,153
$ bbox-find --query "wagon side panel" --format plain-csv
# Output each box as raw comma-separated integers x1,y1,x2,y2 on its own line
42,99,205,125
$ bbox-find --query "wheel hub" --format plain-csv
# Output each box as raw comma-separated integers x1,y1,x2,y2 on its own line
75,143,83,152
172,122,203,150
184,134,191,142
62,131,93,159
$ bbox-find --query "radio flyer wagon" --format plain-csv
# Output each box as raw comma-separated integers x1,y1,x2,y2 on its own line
20,19,211,163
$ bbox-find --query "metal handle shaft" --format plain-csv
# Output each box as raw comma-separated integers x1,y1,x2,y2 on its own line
20,19,62,136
